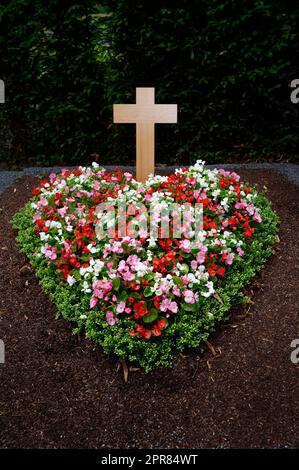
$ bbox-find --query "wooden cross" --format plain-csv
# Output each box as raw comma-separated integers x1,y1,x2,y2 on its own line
113,87,177,182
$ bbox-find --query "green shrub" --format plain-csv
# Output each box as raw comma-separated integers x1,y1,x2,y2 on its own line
102,0,299,164
0,0,105,166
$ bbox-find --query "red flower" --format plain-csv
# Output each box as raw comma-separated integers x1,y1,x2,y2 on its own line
32,187,40,196
216,267,226,278
153,295,161,310
153,324,162,336
220,177,231,189
133,301,149,318
157,319,167,330
142,329,152,340
207,264,217,277
136,325,151,340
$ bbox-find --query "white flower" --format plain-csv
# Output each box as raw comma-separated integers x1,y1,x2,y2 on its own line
220,197,229,211
67,275,76,286
201,281,215,298
147,237,157,248
39,232,49,241
212,189,220,198
94,260,104,271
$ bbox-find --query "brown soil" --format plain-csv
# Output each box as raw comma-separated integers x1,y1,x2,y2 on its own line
0,169,298,449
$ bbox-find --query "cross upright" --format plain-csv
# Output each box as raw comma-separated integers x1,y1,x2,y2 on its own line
113,87,177,183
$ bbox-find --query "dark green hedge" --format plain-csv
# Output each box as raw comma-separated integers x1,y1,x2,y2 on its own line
0,0,104,167
103,0,299,164
1,0,299,167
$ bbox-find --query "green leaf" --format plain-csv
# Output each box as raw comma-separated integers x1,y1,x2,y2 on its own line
180,263,189,274
113,277,121,291
143,309,158,323
119,290,128,302
73,270,81,281
182,302,199,312
144,286,153,297
173,276,183,285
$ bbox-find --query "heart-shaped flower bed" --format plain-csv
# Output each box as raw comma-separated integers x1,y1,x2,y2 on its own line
13,161,278,371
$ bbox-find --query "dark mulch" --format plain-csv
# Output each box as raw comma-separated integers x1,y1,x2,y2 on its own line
0,169,298,449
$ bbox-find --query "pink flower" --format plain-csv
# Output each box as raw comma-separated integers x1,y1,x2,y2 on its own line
235,200,247,210
253,212,262,223
196,245,207,264
183,289,197,304
179,239,191,253
123,270,135,282
237,247,244,257
246,204,255,216
58,207,68,217
225,252,234,265
169,301,178,313
90,297,98,308
116,301,126,314
111,241,123,254
38,198,48,207
49,173,56,184
172,286,181,297
124,172,133,181
160,298,178,314
102,280,113,293
93,288,104,299
191,260,198,270
106,311,118,326
44,244,57,261
126,254,139,268
186,177,196,186
160,278,170,294
160,299,170,312
230,171,240,182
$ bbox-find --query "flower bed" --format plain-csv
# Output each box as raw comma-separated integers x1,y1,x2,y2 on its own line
12,161,279,371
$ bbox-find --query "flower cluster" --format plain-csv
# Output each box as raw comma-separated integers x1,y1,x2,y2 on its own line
29,161,263,341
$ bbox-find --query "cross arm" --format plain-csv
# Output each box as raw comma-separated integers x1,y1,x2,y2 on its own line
113,104,177,124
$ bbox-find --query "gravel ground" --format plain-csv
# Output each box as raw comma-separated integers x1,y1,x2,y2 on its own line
0,163,298,193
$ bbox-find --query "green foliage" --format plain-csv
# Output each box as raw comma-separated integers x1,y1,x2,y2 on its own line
0,0,105,166
102,0,299,164
12,191,279,372
1,0,299,166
